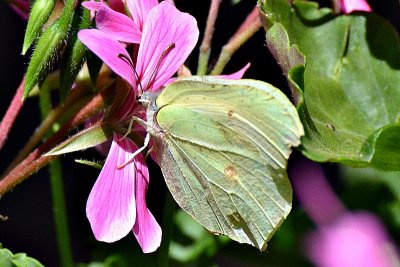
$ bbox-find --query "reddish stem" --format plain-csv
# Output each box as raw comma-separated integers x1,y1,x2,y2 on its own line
0,87,112,197
0,77,25,150
210,6,261,75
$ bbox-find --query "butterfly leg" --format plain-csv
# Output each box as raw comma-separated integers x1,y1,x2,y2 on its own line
117,133,150,169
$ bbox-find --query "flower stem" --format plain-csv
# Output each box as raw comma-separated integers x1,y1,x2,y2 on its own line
210,6,261,75
0,86,112,196
156,191,176,267
4,75,91,173
40,82,74,267
0,77,25,150
197,0,221,75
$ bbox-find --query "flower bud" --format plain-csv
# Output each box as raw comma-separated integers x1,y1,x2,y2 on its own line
22,0,56,55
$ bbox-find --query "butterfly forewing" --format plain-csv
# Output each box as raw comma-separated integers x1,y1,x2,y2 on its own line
151,76,303,250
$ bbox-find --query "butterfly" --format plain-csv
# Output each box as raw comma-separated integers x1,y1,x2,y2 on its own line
143,76,304,250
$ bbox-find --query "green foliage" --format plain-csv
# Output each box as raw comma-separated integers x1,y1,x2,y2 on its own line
22,0,56,55
149,76,303,250
260,0,400,170
75,159,103,169
46,122,113,156
0,244,44,267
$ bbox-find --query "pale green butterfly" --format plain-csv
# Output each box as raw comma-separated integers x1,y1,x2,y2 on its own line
141,76,304,251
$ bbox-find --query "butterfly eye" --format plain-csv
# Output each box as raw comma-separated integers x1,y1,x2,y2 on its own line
145,43,176,90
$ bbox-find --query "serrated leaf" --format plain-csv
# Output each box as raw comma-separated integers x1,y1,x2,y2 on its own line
22,0,56,55
24,1,75,99
59,7,91,101
260,0,400,170
46,122,113,156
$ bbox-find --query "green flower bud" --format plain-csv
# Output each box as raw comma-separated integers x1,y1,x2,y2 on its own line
22,0,56,55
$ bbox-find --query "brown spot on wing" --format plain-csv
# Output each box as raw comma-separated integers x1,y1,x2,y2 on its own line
224,166,238,181
228,110,234,117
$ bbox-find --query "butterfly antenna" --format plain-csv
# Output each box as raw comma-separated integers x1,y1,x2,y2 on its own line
117,133,150,169
145,43,176,90
117,53,144,95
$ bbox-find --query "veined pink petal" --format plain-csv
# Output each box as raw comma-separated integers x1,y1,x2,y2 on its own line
96,5,142,43
340,0,372,13
136,1,199,91
78,29,136,88
217,63,251,80
132,143,162,253
86,134,138,242
126,0,158,31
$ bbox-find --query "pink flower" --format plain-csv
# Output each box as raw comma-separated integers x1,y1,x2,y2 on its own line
78,1,199,253
339,0,372,13
306,212,400,267
79,1,199,95
290,158,399,267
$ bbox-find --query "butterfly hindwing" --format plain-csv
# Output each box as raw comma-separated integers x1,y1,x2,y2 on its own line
150,76,303,250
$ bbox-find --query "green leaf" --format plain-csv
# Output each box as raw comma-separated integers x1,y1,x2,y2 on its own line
22,0,56,55
260,0,400,170
24,1,75,99
12,253,44,267
46,122,113,156
0,244,44,267
75,159,103,169
0,247,13,267
148,77,304,250
59,7,91,101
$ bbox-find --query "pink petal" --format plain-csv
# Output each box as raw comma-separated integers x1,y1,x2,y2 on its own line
110,88,144,123
306,212,399,267
82,1,104,11
78,29,136,88
217,63,251,79
340,0,372,13
132,143,162,253
86,134,139,242
136,1,199,91
126,0,158,31
96,5,141,44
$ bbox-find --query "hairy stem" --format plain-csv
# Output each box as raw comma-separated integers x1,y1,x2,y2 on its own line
4,81,91,173
211,6,261,75
197,0,221,75
0,86,112,197
0,77,25,150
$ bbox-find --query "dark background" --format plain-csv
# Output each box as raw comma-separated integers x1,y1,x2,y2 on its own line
0,0,399,266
